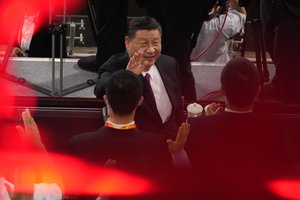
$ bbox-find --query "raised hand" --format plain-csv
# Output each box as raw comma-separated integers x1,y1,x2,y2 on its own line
204,102,223,116
126,49,149,75
167,122,190,155
12,47,24,57
15,108,46,151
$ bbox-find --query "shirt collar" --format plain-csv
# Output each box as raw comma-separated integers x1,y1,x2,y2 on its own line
142,64,156,77
105,120,136,130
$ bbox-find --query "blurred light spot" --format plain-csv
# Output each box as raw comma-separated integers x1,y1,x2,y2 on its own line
0,152,153,196
268,180,300,200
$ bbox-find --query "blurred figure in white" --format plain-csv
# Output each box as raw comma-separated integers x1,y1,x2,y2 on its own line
191,0,246,63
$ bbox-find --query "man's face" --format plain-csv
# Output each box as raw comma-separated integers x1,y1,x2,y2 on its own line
125,29,162,70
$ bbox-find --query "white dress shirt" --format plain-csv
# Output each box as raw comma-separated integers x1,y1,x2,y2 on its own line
142,65,172,123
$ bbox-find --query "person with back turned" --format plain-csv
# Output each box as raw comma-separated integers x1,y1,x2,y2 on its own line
184,57,295,199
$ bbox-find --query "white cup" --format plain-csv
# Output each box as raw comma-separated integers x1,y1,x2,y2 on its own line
186,103,203,118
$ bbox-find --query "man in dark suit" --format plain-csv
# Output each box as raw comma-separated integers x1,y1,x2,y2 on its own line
136,0,214,101
94,16,183,139
77,0,128,71
261,0,300,102
184,57,295,199
70,70,191,199
70,70,170,175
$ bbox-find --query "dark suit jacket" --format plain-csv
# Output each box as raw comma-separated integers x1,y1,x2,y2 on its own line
283,0,300,17
136,0,213,101
69,126,171,177
268,0,300,101
94,53,183,139
136,0,210,38
69,126,173,200
184,111,295,200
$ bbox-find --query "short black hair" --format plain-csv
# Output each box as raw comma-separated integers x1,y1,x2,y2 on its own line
105,70,143,115
221,57,260,108
126,16,162,39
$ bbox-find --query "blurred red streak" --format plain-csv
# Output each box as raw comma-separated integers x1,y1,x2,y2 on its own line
0,0,83,50
0,79,16,118
0,0,84,116
0,152,153,196
268,180,300,200
0,0,85,50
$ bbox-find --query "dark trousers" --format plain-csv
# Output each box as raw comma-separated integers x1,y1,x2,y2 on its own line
270,1,300,101
260,0,274,60
162,35,197,101
89,0,128,67
137,0,210,101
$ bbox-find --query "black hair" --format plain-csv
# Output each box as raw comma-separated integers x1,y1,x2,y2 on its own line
105,70,143,115
221,57,260,108
126,16,162,39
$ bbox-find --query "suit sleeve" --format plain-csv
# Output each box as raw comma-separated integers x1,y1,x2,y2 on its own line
94,55,125,99
94,70,113,99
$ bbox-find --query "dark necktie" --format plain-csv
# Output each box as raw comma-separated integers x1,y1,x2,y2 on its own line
144,73,155,99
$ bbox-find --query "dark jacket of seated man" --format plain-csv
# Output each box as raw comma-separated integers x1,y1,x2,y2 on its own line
185,57,296,200
69,70,173,199
94,16,183,140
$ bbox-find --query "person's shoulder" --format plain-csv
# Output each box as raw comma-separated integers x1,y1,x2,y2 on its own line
70,128,104,145
188,112,249,132
251,112,290,127
156,54,178,72
68,127,111,155
136,129,165,144
110,52,129,60
99,52,129,71
226,9,247,22
158,54,177,63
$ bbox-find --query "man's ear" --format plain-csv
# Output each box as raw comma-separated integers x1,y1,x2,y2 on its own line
137,96,144,106
125,36,130,51
103,95,108,105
